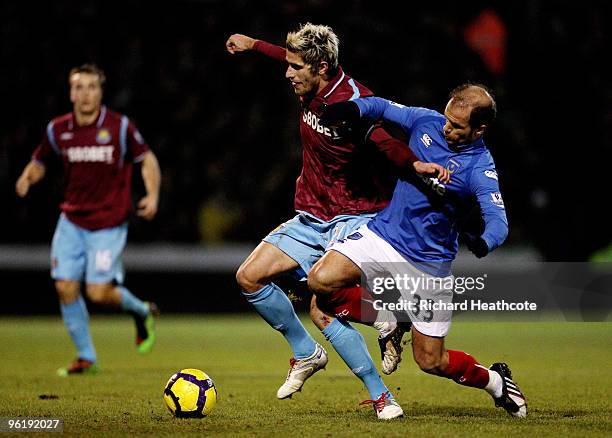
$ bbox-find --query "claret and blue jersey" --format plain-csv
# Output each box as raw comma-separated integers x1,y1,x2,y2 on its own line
354,97,508,276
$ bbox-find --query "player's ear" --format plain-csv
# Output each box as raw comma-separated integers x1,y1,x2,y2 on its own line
474,125,487,138
318,61,329,77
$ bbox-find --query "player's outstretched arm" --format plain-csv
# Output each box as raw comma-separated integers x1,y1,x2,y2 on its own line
225,34,256,54
226,33,286,62
137,151,161,221
15,160,45,198
321,103,450,183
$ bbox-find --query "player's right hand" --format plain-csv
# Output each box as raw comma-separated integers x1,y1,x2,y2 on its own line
226,34,256,54
413,161,451,184
15,176,30,198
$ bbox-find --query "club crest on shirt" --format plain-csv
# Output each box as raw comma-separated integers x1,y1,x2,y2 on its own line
445,158,461,174
96,128,112,144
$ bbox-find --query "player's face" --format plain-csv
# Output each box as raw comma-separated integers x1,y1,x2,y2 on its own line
285,51,320,96
70,72,103,116
443,101,482,146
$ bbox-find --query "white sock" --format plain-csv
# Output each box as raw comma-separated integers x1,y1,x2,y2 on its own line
372,305,398,337
485,369,503,398
373,320,396,338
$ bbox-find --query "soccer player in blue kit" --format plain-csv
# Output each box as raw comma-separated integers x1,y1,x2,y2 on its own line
310,84,528,418
226,24,449,419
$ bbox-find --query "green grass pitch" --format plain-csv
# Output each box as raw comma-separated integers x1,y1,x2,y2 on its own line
0,315,610,437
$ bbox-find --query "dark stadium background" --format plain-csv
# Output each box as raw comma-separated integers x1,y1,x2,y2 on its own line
1,1,610,314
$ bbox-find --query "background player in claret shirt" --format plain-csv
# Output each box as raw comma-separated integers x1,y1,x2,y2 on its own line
15,64,162,376
226,23,449,419
311,84,527,418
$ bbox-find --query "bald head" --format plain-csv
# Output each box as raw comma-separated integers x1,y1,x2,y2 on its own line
447,84,496,129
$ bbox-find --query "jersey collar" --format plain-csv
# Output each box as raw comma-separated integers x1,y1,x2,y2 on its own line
301,67,346,111
319,67,345,100
450,137,486,153
70,105,107,129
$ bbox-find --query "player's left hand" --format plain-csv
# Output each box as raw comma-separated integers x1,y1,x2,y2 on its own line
413,161,451,184
137,194,158,220
461,232,489,258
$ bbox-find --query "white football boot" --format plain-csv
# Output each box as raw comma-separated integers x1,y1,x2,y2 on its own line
277,343,328,399
360,391,404,420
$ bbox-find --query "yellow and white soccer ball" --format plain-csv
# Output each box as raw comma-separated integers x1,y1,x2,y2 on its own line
163,368,217,418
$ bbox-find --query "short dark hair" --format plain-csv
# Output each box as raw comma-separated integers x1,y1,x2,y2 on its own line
68,63,106,88
449,83,497,128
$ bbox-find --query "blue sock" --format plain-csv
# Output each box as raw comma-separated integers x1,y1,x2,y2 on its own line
118,286,149,318
243,284,316,359
60,296,96,363
323,319,390,399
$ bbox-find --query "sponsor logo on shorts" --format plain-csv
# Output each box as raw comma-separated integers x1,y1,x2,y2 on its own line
347,232,363,240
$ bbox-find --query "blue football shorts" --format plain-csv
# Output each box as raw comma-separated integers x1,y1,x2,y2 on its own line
263,211,375,280
50,213,127,284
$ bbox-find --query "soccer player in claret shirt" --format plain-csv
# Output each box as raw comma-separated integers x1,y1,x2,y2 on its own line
310,84,527,418
226,23,449,419
15,64,162,376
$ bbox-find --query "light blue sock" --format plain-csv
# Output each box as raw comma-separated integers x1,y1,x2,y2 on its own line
118,286,149,318
60,296,96,363
323,318,390,399
243,283,316,359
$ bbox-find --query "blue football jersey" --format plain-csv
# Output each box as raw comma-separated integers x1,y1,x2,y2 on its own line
354,97,508,276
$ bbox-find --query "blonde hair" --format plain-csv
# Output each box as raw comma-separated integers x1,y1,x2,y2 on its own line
286,23,339,74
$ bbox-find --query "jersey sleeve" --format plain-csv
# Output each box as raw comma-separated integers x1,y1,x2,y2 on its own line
125,119,150,162
252,40,286,62
366,125,418,167
354,97,427,132
32,121,61,165
468,163,509,252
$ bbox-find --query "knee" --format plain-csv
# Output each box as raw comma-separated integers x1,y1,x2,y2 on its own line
85,283,113,304
236,262,263,293
413,345,445,374
55,280,80,303
307,263,335,296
